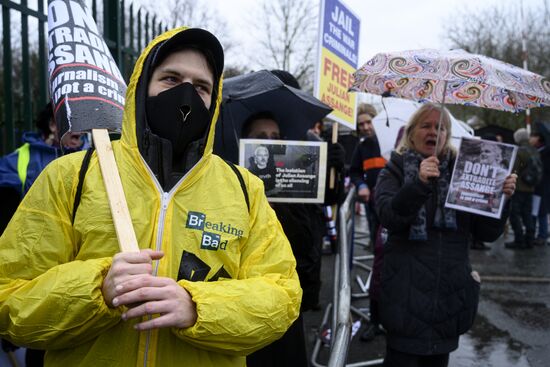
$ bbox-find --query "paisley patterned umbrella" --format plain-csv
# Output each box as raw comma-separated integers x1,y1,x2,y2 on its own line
350,49,550,112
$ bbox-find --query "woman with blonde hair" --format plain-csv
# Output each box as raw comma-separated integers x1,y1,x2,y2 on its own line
395,103,453,157
374,103,517,367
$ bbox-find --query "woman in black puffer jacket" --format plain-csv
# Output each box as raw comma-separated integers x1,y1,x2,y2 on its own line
374,103,517,367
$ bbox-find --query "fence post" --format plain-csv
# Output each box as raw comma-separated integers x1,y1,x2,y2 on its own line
103,0,122,65
118,0,125,77
3,3,14,152
38,0,48,109
21,0,32,132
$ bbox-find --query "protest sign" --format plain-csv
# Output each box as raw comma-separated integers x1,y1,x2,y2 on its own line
314,0,360,129
445,137,517,218
239,139,327,203
47,0,138,252
48,0,126,138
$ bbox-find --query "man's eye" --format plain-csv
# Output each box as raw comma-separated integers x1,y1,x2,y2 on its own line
195,84,211,94
162,76,178,84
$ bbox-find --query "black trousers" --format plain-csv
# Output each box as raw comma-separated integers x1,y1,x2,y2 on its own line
365,200,380,245
510,191,535,243
383,346,449,367
246,314,308,367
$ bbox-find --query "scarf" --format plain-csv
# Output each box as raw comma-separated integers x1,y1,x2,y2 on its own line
403,149,457,241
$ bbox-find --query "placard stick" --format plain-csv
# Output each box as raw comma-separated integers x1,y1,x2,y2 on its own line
92,129,140,252
329,122,339,188
7,351,20,367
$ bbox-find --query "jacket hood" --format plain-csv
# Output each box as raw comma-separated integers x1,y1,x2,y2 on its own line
22,132,48,146
22,132,62,153
120,27,224,168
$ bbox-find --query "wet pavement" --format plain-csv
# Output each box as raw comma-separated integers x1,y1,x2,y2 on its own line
456,229,550,367
303,214,550,366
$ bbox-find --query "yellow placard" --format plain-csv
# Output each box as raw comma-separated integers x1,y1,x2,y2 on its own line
318,47,357,129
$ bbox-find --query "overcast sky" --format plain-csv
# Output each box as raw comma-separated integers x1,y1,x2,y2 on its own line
213,0,546,68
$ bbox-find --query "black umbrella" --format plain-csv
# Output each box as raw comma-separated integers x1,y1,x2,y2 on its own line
214,70,332,163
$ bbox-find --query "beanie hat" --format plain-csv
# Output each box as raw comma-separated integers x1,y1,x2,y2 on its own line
513,128,529,144
151,28,224,82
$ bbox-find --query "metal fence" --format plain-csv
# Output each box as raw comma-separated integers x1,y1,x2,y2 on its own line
0,0,168,155
311,187,354,367
311,186,385,367
328,186,354,366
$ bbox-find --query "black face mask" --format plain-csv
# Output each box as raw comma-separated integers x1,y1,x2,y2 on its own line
146,82,211,161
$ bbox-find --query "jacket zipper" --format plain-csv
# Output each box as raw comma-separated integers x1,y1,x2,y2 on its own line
143,191,170,367
428,184,442,354
138,155,201,366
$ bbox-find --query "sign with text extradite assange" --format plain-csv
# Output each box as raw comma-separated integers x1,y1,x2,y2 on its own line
48,0,126,138
314,0,360,129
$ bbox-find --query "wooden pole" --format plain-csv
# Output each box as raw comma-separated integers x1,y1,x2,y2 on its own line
329,122,339,188
92,129,140,252
7,351,20,367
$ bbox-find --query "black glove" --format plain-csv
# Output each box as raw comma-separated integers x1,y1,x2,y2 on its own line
327,142,345,171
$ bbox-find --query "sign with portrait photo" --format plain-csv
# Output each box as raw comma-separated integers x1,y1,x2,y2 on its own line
239,139,328,203
445,137,517,218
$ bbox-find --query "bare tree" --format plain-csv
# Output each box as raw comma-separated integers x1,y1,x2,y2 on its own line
441,1,550,130
223,65,251,79
142,0,234,55
155,0,218,30
252,0,318,91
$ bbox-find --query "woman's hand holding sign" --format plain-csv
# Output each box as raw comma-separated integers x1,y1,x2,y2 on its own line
502,173,517,199
419,156,440,183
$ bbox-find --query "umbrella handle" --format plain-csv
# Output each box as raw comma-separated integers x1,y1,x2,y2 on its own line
434,81,448,156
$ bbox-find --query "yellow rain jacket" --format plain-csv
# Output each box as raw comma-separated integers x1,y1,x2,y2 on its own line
0,27,301,367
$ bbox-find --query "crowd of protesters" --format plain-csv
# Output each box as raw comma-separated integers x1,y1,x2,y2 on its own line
0,22,547,367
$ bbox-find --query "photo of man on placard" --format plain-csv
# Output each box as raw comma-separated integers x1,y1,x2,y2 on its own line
240,139,327,203
248,145,277,193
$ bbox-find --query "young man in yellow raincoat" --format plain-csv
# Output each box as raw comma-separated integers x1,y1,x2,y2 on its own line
0,27,301,367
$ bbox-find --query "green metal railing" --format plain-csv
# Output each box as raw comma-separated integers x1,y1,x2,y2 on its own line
0,0,168,155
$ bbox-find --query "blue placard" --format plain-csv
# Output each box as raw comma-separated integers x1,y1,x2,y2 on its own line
321,0,360,67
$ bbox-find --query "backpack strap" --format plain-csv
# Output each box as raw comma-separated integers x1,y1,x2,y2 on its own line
72,147,95,224
224,160,250,212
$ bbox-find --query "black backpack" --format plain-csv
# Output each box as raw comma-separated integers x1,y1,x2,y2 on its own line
520,148,543,187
